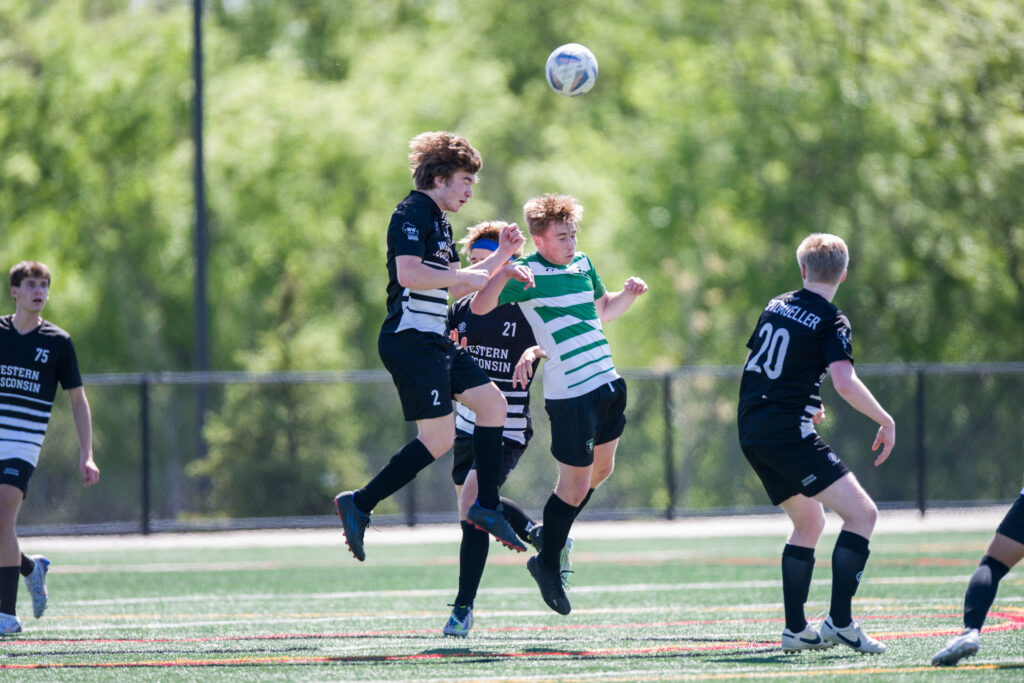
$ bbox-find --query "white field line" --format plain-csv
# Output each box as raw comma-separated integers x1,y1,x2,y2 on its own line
20,505,1010,552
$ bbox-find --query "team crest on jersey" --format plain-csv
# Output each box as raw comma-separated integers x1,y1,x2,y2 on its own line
402,222,419,241
434,241,453,261
836,327,852,353
458,322,467,333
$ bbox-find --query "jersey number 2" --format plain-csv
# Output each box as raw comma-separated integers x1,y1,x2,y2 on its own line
745,323,789,379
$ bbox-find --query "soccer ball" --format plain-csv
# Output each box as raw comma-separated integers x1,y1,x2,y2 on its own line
545,43,598,97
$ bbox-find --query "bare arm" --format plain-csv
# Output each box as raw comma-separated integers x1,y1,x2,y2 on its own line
469,263,534,315
67,386,99,486
594,277,648,322
829,360,895,466
396,256,488,294
512,345,546,389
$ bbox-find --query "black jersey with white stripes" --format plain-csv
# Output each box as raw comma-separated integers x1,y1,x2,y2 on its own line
738,289,853,446
447,294,540,445
0,315,82,466
380,190,461,337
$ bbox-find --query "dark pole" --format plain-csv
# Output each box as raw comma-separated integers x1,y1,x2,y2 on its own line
916,369,926,515
192,0,209,456
663,373,676,519
140,378,151,535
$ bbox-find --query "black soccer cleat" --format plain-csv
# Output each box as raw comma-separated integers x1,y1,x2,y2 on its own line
334,491,371,561
527,554,571,615
466,501,527,552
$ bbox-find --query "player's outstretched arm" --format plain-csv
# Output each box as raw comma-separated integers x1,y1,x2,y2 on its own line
595,276,648,322
829,360,895,466
470,263,534,316
397,255,487,297
68,386,99,486
450,224,528,299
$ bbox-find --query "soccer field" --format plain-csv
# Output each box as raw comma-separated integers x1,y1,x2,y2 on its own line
3,509,1023,681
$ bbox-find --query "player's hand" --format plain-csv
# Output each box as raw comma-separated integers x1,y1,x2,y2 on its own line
505,263,534,289
80,455,100,486
498,223,525,255
448,329,468,349
623,277,648,296
460,269,489,291
513,347,542,388
812,405,826,425
871,420,895,466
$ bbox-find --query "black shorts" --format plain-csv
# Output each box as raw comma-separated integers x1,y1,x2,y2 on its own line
996,493,1024,545
378,330,491,421
741,435,850,505
451,429,528,487
0,458,35,496
545,378,627,467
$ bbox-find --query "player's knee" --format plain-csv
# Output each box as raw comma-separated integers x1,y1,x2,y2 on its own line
419,433,454,458
475,393,508,426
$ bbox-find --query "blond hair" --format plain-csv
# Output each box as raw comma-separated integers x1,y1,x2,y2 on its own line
457,221,524,259
408,131,482,191
522,193,583,236
797,233,849,285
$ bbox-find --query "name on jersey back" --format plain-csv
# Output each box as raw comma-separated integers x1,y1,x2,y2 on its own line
766,299,821,330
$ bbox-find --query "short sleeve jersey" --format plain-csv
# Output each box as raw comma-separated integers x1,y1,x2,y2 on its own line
737,289,853,445
380,190,461,337
0,315,83,466
447,295,539,444
498,251,619,400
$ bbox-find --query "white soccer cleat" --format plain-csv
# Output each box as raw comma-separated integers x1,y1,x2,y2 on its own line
0,612,22,635
23,555,50,619
821,616,886,654
781,624,837,652
931,628,980,666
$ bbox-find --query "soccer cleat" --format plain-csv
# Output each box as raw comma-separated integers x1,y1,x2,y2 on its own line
526,525,574,584
0,612,22,635
931,628,980,666
466,501,527,552
821,616,886,654
442,604,474,638
334,491,371,562
781,624,837,652
23,555,50,619
527,554,571,615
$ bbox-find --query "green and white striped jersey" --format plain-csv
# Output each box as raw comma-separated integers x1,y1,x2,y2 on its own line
499,252,619,399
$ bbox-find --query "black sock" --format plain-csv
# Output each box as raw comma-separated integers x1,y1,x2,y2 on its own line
829,530,870,627
576,488,595,514
472,426,503,509
964,555,1010,630
0,566,18,615
20,554,34,577
499,496,535,542
354,438,434,512
539,494,578,570
454,520,489,607
782,544,815,633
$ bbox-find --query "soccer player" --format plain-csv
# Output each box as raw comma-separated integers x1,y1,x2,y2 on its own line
931,486,1024,666
334,132,534,561
471,193,648,615
1,261,99,635
737,233,895,654
443,220,571,637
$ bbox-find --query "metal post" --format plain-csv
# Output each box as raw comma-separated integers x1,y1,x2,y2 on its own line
192,0,209,459
916,369,926,515
140,378,151,535
663,373,676,519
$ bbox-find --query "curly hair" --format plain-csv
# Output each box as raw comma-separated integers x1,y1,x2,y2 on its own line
522,193,583,236
457,221,524,260
408,131,482,191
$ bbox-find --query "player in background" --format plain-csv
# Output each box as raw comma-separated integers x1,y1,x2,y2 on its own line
442,221,573,637
471,193,648,616
931,485,1024,666
0,261,100,635
334,132,534,561
737,233,895,654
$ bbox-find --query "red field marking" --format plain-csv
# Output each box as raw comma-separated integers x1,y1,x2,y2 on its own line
4,610,1022,670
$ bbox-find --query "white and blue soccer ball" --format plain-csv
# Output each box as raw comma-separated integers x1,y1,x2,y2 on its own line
545,43,598,97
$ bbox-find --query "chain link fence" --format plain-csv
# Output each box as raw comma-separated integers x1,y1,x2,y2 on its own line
17,364,1024,535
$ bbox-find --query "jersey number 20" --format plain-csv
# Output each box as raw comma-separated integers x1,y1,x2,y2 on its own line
745,323,790,379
